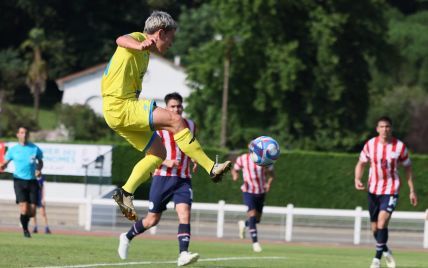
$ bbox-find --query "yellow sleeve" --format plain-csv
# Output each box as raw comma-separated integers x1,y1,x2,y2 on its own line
128,32,146,42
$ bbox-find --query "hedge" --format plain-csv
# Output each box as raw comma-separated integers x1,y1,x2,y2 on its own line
112,145,428,211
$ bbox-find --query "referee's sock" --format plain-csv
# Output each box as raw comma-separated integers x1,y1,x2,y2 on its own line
20,214,30,231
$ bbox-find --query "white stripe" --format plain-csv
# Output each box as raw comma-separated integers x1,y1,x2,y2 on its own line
30,256,287,268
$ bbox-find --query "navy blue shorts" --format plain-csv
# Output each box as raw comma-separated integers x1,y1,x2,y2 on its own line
149,176,192,213
368,193,399,222
243,192,265,213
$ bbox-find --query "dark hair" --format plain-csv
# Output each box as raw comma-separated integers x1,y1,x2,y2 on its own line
377,116,392,126
164,92,183,104
17,126,29,132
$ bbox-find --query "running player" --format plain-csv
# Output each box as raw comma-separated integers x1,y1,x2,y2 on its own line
354,116,418,268
101,11,231,221
117,92,199,266
231,148,275,252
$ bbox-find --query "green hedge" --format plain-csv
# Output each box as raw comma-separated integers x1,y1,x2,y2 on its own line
112,145,428,211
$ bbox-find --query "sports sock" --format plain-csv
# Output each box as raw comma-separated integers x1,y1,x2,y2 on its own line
177,224,191,253
174,128,214,175
122,154,163,193
375,228,388,259
248,216,258,243
126,219,146,240
20,214,30,231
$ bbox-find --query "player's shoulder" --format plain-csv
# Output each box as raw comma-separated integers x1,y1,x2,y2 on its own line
128,32,146,41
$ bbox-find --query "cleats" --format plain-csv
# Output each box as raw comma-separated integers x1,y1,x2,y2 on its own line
177,251,199,266
210,161,232,183
370,258,380,268
45,227,51,234
118,233,130,260
23,230,31,238
383,250,396,268
252,242,262,253
112,188,138,221
32,226,38,233
238,220,246,239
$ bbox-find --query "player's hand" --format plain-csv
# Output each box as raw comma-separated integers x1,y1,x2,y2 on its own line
354,179,365,191
264,183,271,193
164,160,179,168
139,37,156,51
192,162,198,173
410,191,418,206
35,169,42,178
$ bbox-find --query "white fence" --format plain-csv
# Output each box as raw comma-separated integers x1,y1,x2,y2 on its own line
84,198,427,248
1,196,426,248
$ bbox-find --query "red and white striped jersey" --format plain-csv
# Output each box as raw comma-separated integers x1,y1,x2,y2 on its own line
153,119,196,179
359,137,411,195
234,153,274,194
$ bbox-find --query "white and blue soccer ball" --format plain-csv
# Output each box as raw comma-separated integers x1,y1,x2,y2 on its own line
249,136,280,166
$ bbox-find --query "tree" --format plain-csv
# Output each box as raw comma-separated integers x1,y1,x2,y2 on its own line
0,48,27,136
21,28,48,122
181,0,389,150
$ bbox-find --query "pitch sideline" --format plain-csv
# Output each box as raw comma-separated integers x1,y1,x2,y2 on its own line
30,256,288,268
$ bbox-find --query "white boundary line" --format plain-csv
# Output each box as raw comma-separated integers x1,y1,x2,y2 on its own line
30,256,287,268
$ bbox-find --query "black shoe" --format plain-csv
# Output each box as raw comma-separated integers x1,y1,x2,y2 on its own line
23,230,31,238
45,227,51,234
33,226,38,233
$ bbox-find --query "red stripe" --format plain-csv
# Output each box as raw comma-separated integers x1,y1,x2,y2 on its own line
380,143,388,195
390,138,397,195
167,132,176,176
373,137,379,194
245,154,253,192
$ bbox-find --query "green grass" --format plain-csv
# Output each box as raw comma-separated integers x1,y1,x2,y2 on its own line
0,232,427,268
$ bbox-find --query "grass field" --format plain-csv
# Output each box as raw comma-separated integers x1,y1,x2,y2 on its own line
0,231,427,268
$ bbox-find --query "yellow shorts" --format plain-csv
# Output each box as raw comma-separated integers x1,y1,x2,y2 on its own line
103,97,157,152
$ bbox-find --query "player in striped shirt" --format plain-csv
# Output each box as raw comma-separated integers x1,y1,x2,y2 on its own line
231,150,275,252
118,93,199,266
354,116,418,268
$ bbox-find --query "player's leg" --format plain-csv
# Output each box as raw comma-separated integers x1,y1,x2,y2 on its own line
368,193,381,268
32,210,38,233
152,107,231,180
174,179,199,266
243,192,262,252
113,133,165,220
118,175,174,260
40,205,51,233
377,195,398,268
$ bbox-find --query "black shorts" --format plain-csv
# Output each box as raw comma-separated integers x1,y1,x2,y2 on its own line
368,193,399,222
13,178,39,205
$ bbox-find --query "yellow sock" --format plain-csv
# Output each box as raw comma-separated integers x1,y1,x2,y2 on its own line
174,128,214,175
122,154,163,194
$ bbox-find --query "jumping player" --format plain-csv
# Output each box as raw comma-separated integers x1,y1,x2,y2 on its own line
101,11,231,221
231,149,275,252
117,92,199,266
354,116,418,268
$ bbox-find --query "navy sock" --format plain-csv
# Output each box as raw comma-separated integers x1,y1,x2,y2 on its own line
375,228,388,259
245,220,249,227
126,219,146,240
178,224,191,253
20,214,29,231
248,216,258,243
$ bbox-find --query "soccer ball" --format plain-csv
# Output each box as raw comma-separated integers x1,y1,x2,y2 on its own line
249,136,280,166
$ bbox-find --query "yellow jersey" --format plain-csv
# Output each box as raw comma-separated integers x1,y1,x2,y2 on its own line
101,32,150,99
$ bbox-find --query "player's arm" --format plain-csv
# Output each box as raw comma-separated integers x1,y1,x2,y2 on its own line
354,160,367,190
264,168,275,192
404,165,417,206
35,159,43,177
231,168,240,181
0,159,11,170
116,34,155,51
